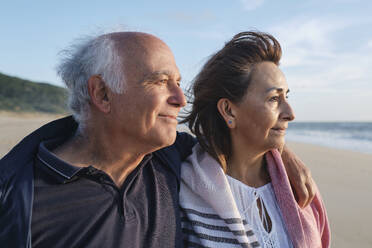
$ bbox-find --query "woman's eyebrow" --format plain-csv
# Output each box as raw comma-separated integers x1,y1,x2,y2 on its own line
266,87,290,94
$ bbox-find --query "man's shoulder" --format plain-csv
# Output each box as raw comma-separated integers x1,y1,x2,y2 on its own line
155,132,196,160
173,132,197,160
153,132,196,180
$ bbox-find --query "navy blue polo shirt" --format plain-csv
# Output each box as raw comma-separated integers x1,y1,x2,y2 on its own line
31,137,184,248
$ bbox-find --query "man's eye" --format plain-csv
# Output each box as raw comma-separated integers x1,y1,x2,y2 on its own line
157,79,168,84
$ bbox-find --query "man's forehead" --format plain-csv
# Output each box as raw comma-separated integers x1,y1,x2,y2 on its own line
111,34,174,67
109,32,168,53
144,70,182,80
107,32,159,43
104,32,180,83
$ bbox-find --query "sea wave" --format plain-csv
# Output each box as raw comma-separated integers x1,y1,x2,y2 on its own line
286,122,372,154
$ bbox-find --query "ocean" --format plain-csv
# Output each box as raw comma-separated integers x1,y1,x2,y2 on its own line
286,122,372,154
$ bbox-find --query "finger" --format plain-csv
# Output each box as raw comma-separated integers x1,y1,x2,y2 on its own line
304,178,316,207
293,180,309,208
288,170,309,208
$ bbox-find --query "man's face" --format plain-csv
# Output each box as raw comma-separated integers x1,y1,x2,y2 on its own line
108,37,186,152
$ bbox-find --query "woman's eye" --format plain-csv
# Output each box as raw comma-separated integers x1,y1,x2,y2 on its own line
269,96,279,102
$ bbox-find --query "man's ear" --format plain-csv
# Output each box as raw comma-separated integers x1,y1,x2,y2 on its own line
217,98,236,128
87,75,111,114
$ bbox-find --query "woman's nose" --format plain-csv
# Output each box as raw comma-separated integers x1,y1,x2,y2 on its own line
281,100,295,121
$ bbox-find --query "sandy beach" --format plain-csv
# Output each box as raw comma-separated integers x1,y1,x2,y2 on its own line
286,141,372,248
0,112,65,157
1,113,371,247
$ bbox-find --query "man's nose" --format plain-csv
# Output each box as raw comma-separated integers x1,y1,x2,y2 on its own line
168,83,186,108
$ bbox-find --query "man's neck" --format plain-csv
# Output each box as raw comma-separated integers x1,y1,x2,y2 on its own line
52,127,147,187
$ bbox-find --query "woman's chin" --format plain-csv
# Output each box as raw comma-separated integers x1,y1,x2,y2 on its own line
265,138,285,151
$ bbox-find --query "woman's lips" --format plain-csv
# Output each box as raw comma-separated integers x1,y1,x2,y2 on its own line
271,127,287,134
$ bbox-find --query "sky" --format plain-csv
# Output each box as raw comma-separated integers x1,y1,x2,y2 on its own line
1,0,371,121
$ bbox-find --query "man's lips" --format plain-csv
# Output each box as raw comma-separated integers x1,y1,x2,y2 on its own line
158,114,177,119
158,114,178,122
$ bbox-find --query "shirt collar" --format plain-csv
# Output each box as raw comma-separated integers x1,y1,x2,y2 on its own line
37,137,154,184
37,138,84,183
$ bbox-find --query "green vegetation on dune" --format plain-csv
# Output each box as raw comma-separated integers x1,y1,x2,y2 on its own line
0,72,69,114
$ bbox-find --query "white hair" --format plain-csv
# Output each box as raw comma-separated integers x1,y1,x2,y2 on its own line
57,34,125,124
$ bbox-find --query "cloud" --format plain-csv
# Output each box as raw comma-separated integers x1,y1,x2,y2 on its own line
180,30,227,41
368,40,372,48
266,16,372,92
151,10,217,24
269,17,349,65
239,0,265,11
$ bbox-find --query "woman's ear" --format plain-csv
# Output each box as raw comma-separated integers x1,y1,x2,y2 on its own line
87,75,111,114
217,98,236,128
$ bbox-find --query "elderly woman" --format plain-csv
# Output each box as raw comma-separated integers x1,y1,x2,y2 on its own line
180,32,330,248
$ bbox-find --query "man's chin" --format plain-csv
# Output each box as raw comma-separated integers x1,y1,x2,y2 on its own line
153,129,177,148
163,132,177,147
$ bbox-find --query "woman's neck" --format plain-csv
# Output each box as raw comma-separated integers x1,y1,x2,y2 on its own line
226,141,270,188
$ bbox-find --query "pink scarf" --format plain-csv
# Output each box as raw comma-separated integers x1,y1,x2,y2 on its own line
266,149,331,248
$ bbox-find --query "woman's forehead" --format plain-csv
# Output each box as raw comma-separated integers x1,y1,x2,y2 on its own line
248,62,287,92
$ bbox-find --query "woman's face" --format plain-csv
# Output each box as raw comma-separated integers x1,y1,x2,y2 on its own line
231,61,295,151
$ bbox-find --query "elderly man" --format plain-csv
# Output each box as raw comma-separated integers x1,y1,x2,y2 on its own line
0,32,314,247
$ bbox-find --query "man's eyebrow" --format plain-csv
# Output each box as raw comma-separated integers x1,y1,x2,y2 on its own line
266,87,290,94
144,70,182,81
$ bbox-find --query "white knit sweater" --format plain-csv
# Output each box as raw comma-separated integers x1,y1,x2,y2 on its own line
180,144,331,248
226,176,293,248
180,144,261,248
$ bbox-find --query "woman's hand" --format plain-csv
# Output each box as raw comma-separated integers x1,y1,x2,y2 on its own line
281,144,315,208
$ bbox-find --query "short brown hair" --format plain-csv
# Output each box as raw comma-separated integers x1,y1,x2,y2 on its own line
182,31,282,171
